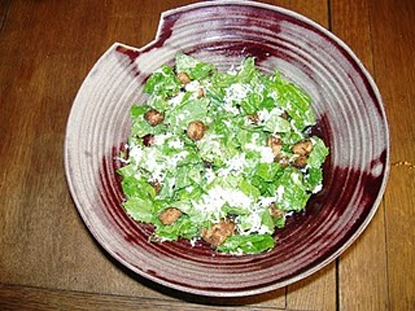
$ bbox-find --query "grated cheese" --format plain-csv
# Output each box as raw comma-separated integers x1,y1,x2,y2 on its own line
168,138,184,149
194,185,253,222
168,92,185,107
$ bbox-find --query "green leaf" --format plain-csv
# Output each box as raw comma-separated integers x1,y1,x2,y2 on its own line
129,104,154,137
308,136,329,168
155,215,199,241
222,205,250,216
274,215,286,228
175,53,216,80
148,95,171,111
166,95,209,129
211,71,237,89
304,167,323,193
264,114,291,133
123,196,154,223
255,162,281,182
261,209,275,232
268,73,316,131
239,178,261,201
157,174,176,200
236,57,259,83
217,234,275,254
119,172,156,201
144,65,181,98
239,98,257,115
274,167,310,212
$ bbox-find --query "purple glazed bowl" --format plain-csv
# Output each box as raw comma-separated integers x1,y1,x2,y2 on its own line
64,1,389,297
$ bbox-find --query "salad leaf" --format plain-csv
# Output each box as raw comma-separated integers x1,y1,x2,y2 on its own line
304,167,324,193
268,72,315,131
175,53,216,80
308,136,330,168
239,178,261,201
236,57,260,83
264,114,291,133
123,196,154,223
274,167,310,212
166,95,209,129
217,234,275,254
255,162,282,182
129,105,153,137
155,215,200,241
144,65,181,98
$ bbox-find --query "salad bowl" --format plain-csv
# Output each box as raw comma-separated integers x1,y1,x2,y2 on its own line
64,0,389,297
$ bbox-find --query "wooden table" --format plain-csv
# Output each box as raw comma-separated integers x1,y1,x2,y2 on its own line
1,0,414,310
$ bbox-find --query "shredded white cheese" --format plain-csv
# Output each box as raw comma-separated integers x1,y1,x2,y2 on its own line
276,185,285,201
185,80,202,92
168,138,184,149
222,83,251,114
153,133,173,146
217,153,248,176
245,143,275,163
168,92,185,107
312,184,323,194
194,185,253,222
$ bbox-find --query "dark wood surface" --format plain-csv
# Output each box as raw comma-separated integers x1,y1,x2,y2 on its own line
1,0,414,310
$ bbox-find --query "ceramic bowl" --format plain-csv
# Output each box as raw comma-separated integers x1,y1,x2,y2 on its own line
64,0,389,297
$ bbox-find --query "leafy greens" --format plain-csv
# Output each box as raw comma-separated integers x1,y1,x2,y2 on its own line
118,54,329,255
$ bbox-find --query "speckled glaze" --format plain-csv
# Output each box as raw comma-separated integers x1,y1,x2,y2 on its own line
64,1,390,297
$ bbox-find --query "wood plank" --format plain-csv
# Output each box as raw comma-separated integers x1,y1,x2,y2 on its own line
260,0,330,27
369,0,415,310
337,211,389,310
0,284,284,311
329,1,389,310
287,264,337,310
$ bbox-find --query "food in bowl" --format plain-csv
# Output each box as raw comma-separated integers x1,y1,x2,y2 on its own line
118,54,329,254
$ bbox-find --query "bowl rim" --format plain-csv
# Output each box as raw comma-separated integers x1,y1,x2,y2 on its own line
64,0,390,297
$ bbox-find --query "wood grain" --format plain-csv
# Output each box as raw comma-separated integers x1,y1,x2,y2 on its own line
0,0,413,310
287,264,337,310
0,0,11,35
0,284,284,311
370,0,415,310
330,1,389,310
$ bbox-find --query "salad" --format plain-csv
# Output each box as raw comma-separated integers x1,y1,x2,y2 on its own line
118,54,329,255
